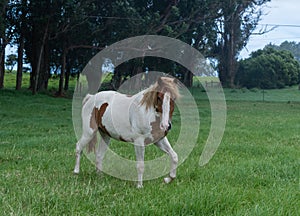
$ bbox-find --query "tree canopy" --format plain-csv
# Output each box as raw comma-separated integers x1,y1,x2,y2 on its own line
0,0,271,93
266,41,300,63
236,47,300,89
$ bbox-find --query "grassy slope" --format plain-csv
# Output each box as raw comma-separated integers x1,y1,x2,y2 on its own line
0,73,299,215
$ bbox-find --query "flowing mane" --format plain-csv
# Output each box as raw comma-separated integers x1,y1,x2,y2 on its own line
140,77,180,110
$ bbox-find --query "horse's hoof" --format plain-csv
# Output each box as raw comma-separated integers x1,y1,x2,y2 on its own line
137,184,143,189
163,176,175,184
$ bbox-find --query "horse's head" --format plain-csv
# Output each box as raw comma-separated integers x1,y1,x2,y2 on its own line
140,76,180,132
155,77,180,132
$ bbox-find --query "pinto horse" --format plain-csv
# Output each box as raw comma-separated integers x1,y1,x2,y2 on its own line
73,77,180,188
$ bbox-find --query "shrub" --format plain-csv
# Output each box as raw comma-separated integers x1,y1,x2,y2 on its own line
236,47,300,89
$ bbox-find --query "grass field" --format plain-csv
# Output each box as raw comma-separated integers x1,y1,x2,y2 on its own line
0,73,299,215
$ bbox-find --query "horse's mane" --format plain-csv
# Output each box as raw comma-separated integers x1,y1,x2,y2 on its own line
140,77,180,110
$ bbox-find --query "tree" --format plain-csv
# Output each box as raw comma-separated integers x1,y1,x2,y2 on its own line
20,0,91,94
214,0,270,87
1,0,30,90
0,0,9,89
5,53,17,72
236,47,300,89
2,0,271,92
107,0,223,88
14,0,27,90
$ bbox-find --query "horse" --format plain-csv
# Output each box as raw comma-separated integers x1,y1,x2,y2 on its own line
73,76,180,188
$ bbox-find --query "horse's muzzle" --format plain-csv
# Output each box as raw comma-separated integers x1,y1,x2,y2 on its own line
160,121,172,132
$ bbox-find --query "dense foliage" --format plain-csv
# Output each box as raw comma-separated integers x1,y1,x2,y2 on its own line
236,47,300,89
0,0,270,93
265,41,300,63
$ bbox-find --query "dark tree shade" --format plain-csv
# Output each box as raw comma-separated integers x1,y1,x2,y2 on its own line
2,0,271,92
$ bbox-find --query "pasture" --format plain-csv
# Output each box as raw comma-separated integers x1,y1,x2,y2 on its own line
0,76,299,215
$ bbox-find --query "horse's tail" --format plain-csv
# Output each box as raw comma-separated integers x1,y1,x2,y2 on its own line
82,94,92,106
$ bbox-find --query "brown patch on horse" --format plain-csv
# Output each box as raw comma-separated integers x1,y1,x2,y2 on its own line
169,99,175,120
145,93,175,145
149,116,169,143
95,103,111,137
87,108,98,153
87,103,112,153
155,92,164,113
144,137,153,145
90,108,97,130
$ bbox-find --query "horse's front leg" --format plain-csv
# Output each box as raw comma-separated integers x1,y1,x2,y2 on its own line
134,139,145,188
155,137,178,183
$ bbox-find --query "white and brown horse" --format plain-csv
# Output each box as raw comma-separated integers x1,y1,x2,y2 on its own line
73,77,180,188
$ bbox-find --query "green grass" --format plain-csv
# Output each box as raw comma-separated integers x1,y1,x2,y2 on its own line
0,74,299,215
223,86,300,102
3,71,77,97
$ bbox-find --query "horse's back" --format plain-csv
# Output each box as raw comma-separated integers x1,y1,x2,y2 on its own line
94,91,117,107
92,91,141,140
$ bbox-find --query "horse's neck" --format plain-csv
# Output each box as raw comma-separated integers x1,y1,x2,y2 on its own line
135,87,156,110
134,87,149,99
134,89,147,104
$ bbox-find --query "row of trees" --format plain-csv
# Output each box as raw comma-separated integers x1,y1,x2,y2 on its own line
0,0,271,94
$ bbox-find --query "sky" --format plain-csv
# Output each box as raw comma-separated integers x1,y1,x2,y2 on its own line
239,0,300,58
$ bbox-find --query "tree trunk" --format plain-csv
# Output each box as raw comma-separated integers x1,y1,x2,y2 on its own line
64,58,71,91
29,47,37,90
43,39,50,90
0,47,5,89
16,36,24,90
183,69,193,87
0,0,8,89
0,49,5,89
32,44,43,95
218,1,251,88
57,46,67,96
32,20,49,95
218,45,231,87
228,8,240,88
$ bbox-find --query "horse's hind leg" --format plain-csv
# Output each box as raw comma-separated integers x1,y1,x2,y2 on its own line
73,134,94,174
95,132,110,173
155,137,178,183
